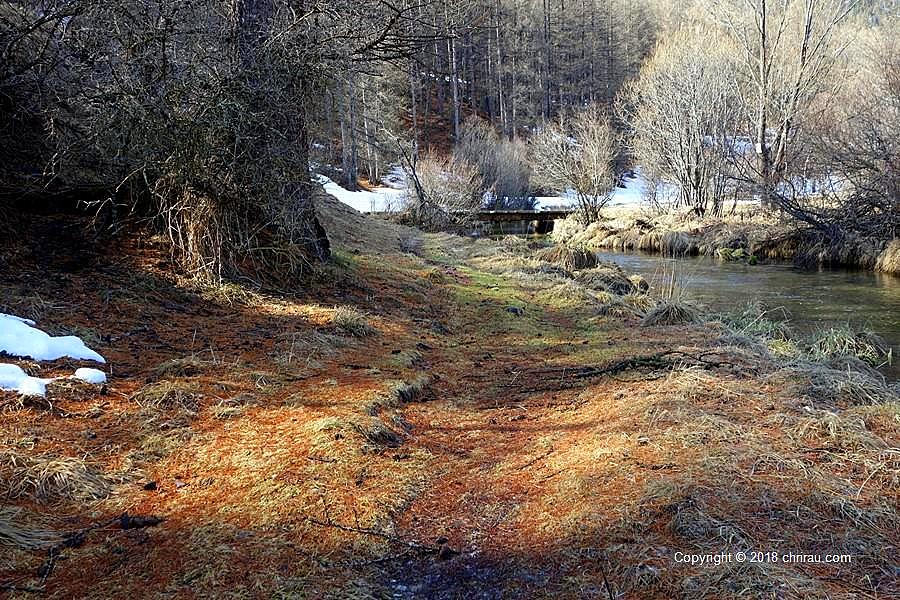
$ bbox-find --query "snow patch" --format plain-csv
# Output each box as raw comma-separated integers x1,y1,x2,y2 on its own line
0,364,52,397
0,313,109,397
73,368,107,385
0,313,105,363
315,174,407,213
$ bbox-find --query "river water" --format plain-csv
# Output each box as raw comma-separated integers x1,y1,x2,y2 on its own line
595,250,900,378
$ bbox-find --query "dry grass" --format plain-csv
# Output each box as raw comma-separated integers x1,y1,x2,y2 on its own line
534,244,599,271
808,325,892,367
131,380,200,411
274,330,347,368
0,449,111,503
622,292,656,313
786,411,888,451
535,280,606,308
331,306,377,337
595,296,641,319
153,356,208,378
574,264,636,294
640,302,699,326
0,507,61,550
773,363,898,408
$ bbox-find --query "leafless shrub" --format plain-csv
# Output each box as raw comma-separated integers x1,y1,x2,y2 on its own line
620,28,738,218
403,153,482,231
529,104,619,222
456,116,534,209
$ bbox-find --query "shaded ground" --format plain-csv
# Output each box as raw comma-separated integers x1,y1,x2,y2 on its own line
1,195,898,599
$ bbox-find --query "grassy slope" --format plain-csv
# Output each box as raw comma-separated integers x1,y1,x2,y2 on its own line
1,197,898,599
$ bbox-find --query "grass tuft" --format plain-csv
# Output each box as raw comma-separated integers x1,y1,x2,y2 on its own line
534,244,599,271
640,302,699,326
0,450,111,503
808,325,892,367
131,381,200,411
331,306,377,337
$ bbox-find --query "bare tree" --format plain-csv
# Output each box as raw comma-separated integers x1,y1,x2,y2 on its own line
620,28,738,217
705,0,857,213
529,104,618,222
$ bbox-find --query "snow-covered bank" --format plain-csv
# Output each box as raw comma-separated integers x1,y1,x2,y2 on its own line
0,313,107,396
314,174,406,213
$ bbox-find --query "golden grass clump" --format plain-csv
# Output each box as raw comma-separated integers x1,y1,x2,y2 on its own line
0,450,111,503
131,380,200,411
622,292,656,314
628,274,650,293
640,302,699,326
534,244,599,271
331,306,377,337
574,264,636,295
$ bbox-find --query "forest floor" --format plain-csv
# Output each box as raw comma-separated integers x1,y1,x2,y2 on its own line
1,195,898,599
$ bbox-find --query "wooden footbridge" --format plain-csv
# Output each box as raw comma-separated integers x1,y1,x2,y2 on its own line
475,209,575,234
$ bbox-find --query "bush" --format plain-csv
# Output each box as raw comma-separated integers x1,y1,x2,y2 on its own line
529,104,619,222
456,117,535,209
404,154,482,231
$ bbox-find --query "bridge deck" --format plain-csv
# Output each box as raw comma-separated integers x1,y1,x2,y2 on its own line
475,209,574,222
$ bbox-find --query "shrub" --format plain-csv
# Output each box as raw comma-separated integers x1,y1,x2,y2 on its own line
404,154,482,231
456,117,535,209
529,104,619,222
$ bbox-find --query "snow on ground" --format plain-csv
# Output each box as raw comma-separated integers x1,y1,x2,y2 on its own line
0,313,108,396
73,367,107,384
1,312,106,363
315,174,407,213
0,363,53,397
534,169,677,211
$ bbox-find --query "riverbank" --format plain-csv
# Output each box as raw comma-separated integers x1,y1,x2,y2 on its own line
2,196,898,598
551,207,900,276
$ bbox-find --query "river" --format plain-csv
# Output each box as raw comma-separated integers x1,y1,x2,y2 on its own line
595,250,900,378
